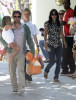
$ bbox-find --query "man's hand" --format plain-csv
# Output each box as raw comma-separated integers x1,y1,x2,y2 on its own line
64,41,67,48
37,45,40,53
62,21,66,25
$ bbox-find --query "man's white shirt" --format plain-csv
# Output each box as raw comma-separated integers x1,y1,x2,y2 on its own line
21,20,39,50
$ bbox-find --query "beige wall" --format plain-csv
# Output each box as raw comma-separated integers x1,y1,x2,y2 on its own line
32,0,76,30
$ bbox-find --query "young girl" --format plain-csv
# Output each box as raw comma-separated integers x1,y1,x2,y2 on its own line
0,16,19,62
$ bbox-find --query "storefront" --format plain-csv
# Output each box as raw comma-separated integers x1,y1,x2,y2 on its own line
32,0,76,29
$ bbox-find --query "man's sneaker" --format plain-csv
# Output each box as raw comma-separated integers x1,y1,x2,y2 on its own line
27,75,32,81
61,71,75,76
25,73,32,81
18,88,25,95
60,71,68,76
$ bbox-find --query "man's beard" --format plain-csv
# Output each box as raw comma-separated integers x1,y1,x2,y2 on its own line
14,21,20,24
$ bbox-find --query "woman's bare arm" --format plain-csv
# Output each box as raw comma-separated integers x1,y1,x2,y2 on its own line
44,26,48,50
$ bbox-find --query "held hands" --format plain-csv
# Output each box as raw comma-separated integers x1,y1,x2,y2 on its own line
9,42,17,48
10,25,15,29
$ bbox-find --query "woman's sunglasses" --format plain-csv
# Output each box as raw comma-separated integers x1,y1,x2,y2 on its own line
51,14,57,16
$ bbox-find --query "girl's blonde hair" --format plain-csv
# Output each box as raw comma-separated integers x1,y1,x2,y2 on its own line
2,16,11,27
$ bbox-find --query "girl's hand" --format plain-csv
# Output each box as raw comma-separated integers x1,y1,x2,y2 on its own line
0,54,3,61
5,25,10,31
5,25,15,31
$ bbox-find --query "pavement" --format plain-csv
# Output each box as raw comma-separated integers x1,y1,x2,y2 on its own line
0,62,76,100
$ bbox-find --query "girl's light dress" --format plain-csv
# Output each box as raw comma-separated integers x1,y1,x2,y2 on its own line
2,28,14,44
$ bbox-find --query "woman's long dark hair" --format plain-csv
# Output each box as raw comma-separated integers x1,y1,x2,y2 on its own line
74,5,76,17
48,9,60,26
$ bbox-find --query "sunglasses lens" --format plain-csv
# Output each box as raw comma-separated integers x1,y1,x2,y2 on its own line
59,13,64,15
18,16,21,18
52,14,57,16
14,16,21,18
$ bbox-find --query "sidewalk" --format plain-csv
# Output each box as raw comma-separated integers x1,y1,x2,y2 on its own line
0,62,76,100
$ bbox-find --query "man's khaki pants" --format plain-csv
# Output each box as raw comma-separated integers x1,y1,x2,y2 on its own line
6,53,25,91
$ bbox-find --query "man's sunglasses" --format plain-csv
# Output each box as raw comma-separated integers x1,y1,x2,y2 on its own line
14,16,21,18
51,14,57,16
59,13,64,15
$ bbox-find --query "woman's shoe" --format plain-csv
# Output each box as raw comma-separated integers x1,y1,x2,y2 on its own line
72,75,76,78
44,72,48,79
54,79,60,82
72,71,76,78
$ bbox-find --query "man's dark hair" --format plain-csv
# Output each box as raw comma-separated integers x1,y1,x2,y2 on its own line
67,0,70,4
12,10,21,17
59,10,65,13
63,0,71,10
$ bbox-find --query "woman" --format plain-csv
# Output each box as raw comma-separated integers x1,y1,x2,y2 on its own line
44,9,67,82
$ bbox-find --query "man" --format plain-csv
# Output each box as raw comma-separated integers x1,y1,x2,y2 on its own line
61,0,75,75
22,8,39,81
59,10,65,23
2,10,35,94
